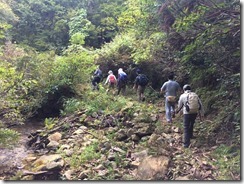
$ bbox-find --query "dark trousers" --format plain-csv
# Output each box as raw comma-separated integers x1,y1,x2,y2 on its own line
117,81,126,95
92,76,101,90
137,85,146,101
183,113,197,147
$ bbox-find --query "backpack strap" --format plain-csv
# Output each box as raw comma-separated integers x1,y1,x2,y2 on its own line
198,97,202,110
185,92,191,106
177,92,191,113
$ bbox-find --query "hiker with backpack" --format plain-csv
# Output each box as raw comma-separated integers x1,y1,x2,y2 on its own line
117,68,127,95
104,70,117,94
92,65,102,90
177,84,204,148
160,72,181,123
133,69,149,102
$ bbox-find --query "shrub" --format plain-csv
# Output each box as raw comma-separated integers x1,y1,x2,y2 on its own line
0,128,20,148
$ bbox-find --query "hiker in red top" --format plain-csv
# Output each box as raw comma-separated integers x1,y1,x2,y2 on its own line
104,70,117,94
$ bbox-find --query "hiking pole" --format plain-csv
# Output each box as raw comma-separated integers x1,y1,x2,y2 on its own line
148,85,161,98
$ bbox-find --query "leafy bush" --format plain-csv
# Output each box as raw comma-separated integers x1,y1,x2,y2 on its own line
44,118,57,130
61,98,83,116
80,88,129,115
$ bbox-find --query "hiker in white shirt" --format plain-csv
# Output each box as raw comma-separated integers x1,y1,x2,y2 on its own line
177,84,204,148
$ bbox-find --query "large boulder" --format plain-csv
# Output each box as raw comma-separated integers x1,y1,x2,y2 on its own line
32,154,64,172
136,155,170,180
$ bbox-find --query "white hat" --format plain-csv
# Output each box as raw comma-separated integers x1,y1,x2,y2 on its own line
118,68,123,73
108,70,113,74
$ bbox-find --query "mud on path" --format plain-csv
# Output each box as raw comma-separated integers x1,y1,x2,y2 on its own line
0,121,43,180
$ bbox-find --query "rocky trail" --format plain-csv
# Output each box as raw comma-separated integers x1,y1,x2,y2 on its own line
0,100,239,180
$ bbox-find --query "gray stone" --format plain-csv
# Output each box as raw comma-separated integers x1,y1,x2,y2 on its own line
136,155,169,180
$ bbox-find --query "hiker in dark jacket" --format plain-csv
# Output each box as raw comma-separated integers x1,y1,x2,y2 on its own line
92,65,102,90
177,84,204,148
133,69,149,102
117,68,127,95
160,72,181,123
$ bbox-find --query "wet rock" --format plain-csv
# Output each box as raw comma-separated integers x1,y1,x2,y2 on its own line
64,169,75,180
172,126,180,133
47,140,59,149
112,147,125,154
103,142,112,150
136,155,169,180
46,159,64,170
78,170,90,180
91,112,99,118
97,169,108,177
107,152,116,161
93,164,105,170
32,154,64,172
64,149,73,157
115,129,128,141
48,132,62,142
161,132,172,139
79,114,87,122
59,144,70,150
22,175,34,180
89,119,101,128
141,136,149,142
148,133,159,145
133,124,154,137
124,120,134,127
133,113,139,117
131,149,148,162
23,156,37,163
126,128,135,137
130,160,140,168
150,114,158,122
110,161,117,169
73,128,85,135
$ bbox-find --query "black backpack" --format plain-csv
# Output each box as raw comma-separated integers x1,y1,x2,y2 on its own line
119,73,128,82
138,74,149,86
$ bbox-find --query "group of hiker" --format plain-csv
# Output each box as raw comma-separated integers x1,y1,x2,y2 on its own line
91,66,204,148
92,66,149,100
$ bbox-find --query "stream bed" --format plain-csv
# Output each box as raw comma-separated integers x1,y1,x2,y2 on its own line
0,121,43,180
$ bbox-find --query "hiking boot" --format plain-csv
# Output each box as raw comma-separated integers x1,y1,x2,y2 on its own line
184,144,190,148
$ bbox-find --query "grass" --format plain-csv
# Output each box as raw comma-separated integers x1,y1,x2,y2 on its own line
68,141,101,168
211,144,240,180
0,128,20,148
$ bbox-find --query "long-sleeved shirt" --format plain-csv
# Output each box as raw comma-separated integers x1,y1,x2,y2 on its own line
178,90,204,115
